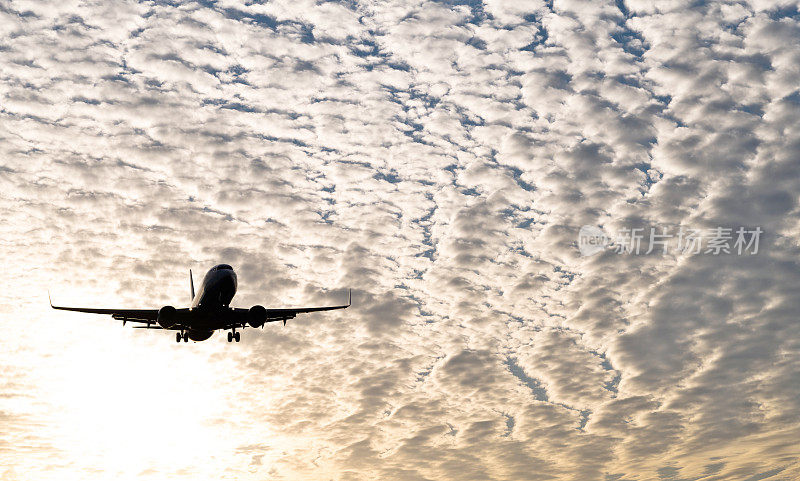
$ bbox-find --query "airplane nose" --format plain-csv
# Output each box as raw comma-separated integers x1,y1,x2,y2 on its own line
216,271,237,306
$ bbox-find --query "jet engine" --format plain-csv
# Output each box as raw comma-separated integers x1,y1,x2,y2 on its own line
157,305,178,329
248,305,267,328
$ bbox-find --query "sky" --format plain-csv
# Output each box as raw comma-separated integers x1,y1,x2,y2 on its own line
1,0,799,480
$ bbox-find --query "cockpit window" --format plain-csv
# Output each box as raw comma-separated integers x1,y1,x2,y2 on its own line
215,264,233,270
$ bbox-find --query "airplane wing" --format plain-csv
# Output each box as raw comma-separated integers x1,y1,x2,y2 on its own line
266,304,352,316
228,290,351,328
49,290,350,331
49,294,188,328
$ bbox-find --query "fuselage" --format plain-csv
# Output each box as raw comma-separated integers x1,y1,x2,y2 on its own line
192,264,237,310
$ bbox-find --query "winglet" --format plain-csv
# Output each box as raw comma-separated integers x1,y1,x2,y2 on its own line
348,288,351,307
48,290,53,308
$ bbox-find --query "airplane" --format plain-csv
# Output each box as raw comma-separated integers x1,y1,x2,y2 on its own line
49,264,350,343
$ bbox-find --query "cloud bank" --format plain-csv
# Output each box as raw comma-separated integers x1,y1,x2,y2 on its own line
1,0,799,479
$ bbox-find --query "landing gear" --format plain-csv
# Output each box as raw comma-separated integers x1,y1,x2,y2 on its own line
234,332,240,342
227,332,233,342
183,332,189,342
176,332,182,343
227,331,241,343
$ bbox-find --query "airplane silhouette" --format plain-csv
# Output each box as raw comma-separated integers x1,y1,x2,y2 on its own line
50,264,350,343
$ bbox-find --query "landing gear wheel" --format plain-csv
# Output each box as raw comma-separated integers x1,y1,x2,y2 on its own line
183,332,189,342
234,332,241,342
176,332,182,343
227,332,233,343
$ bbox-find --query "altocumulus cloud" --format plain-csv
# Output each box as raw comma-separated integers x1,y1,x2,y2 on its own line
0,0,799,480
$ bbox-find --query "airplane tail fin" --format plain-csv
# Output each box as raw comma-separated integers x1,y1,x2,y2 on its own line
190,269,195,301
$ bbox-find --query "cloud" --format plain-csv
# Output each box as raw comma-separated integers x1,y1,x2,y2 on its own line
0,0,798,480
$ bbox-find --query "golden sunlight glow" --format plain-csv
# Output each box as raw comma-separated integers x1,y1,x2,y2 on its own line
18,310,272,480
